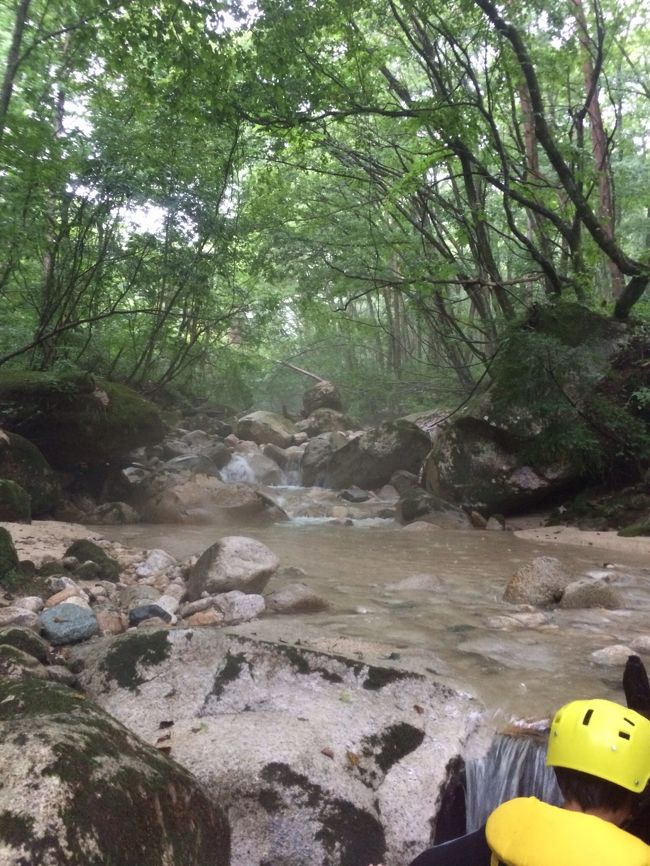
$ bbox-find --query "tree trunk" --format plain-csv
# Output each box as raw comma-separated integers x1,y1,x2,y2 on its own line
571,0,624,298
474,0,648,314
0,0,32,142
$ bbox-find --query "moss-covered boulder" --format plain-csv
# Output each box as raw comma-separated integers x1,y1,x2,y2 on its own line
0,479,31,522
0,643,49,681
0,527,19,584
64,539,120,582
0,677,230,866
0,371,164,469
0,626,50,664
0,432,61,515
424,303,650,513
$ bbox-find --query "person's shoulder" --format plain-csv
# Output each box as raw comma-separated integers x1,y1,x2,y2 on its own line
487,797,650,866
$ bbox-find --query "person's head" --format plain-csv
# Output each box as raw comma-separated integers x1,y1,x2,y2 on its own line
546,698,650,823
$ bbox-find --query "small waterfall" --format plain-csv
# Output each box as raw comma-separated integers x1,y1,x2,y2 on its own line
220,455,256,484
282,452,302,487
464,733,561,831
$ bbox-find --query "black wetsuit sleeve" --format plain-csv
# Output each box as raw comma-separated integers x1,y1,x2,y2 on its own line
408,826,491,866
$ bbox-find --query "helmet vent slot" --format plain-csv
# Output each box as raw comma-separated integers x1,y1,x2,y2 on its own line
619,731,631,740
623,717,636,726
582,709,594,726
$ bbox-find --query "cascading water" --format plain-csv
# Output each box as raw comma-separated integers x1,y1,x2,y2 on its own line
464,732,561,831
220,455,257,484
282,451,303,486
220,452,302,487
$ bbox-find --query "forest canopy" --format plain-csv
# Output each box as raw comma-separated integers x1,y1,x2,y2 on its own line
1,0,648,419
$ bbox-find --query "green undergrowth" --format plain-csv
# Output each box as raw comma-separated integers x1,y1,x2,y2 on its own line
490,304,650,479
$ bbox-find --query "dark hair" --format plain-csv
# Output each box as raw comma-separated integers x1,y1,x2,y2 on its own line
554,767,637,813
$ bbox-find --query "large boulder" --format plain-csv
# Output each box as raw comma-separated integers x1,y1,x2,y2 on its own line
301,432,355,487
235,411,298,449
162,430,232,470
296,408,356,437
141,476,279,524
320,421,432,490
0,431,61,515
71,628,483,866
0,676,230,866
422,417,561,513
395,488,471,529
0,371,164,469
186,535,280,600
303,381,343,415
503,556,571,606
423,303,648,513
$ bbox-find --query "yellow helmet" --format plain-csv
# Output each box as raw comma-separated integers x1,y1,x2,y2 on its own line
546,698,650,792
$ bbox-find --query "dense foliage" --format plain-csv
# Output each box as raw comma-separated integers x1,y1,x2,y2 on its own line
1,0,648,420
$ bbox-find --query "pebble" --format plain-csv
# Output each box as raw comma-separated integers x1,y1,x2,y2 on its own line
0,608,40,631
95,609,127,636
128,603,172,627
121,585,161,610
185,609,224,627
137,616,170,629
135,549,177,579
45,575,78,593
180,598,214,617
155,595,180,617
63,595,92,610
17,596,44,613
165,581,187,601
45,586,87,608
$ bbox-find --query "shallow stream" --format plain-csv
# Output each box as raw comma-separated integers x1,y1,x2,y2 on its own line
98,485,650,728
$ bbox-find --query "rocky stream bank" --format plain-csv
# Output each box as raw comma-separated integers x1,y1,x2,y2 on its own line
1,304,649,865
1,505,650,866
